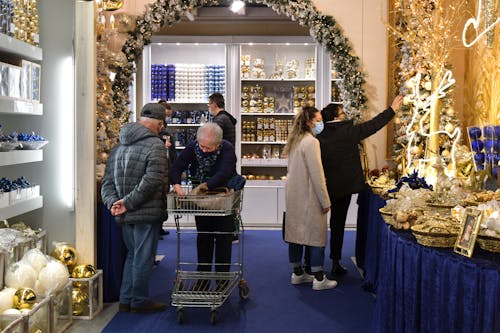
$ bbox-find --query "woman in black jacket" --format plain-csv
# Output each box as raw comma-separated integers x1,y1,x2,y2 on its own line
317,96,402,275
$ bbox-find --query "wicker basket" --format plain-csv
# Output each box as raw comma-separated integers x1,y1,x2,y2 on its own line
477,235,500,253
379,208,394,225
411,226,458,248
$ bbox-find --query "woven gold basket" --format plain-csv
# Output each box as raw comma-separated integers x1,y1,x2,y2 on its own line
411,226,458,248
379,208,394,225
477,235,500,253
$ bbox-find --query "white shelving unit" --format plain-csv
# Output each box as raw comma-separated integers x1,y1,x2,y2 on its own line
143,36,331,226
0,33,44,218
0,150,43,166
0,196,43,220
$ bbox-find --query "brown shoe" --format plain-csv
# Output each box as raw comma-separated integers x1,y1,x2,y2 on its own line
130,300,167,313
118,303,130,312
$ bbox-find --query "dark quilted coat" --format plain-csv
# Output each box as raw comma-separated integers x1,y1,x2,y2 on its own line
101,122,168,224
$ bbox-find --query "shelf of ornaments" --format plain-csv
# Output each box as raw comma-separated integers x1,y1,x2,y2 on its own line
168,101,209,104
0,33,42,62
0,97,43,115
241,141,287,145
244,179,286,187
241,158,287,167
0,150,43,166
330,101,343,105
241,78,315,82
167,123,203,127
241,112,295,116
0,195,43,221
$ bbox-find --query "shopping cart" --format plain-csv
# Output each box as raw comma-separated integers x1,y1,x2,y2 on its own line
167,188,249,324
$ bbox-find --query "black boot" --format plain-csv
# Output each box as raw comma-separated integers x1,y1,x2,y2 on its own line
331,260,347,275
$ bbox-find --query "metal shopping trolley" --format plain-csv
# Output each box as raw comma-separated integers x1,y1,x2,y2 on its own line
167,188,249,324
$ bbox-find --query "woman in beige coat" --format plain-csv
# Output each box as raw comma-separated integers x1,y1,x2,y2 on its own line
284,106,337,290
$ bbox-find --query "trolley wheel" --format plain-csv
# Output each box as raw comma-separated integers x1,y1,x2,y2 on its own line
177,308,184,324
210,309,218,325
239,280,250,300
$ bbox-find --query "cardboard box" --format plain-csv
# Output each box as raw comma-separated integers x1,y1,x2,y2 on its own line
70,270,103,320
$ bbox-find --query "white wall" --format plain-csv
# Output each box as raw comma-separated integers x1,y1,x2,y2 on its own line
36,0,76,245
314,0,390,170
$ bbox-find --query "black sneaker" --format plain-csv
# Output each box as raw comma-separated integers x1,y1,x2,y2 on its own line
232,234,239,244
331,261,348,276
118,303,130,312
130,300,167,313
160,229,169,236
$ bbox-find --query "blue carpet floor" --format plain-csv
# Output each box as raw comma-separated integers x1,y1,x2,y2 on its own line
102,229,375,332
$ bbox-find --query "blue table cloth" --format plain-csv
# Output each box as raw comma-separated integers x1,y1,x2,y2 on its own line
358,190,500,333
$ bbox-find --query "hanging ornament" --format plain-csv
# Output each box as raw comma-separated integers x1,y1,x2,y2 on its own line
103,0,124,11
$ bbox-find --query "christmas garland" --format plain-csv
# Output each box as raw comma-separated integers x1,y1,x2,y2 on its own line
112,0,367,122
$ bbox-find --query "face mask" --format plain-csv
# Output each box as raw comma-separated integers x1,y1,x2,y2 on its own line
312,121,324,135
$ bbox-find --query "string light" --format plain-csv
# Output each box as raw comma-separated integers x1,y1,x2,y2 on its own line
230,1,245,14
405,70,461,179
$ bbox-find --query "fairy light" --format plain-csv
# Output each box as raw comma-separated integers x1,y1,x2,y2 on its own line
462,0,500,47
404,70,461,180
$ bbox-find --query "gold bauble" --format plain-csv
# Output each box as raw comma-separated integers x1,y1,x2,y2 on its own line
103,0,124,11
50,243,78,270
72,288,89,316
13,288,37,310
71,264,97,279
29,326,42,333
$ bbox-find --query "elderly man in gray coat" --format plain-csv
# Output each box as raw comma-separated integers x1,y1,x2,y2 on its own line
101,103,169,313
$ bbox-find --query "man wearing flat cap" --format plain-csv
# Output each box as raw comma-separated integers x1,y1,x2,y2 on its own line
101,103,169,313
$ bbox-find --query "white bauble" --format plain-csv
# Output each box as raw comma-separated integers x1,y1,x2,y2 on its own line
23,249,48,274
410,145,422,156
441,150,451,159
2,308,21,315
36,260,69,295
424,81,432,91
0,288,16,313
445,123,455,133
403,95,412,105
4,263,37,289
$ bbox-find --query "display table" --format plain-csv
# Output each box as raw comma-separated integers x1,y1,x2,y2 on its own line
357,190,500,333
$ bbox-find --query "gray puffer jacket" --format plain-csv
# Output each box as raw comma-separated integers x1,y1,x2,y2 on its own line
101,122,168,224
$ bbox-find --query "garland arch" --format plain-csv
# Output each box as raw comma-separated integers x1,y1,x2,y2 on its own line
111,0,368,123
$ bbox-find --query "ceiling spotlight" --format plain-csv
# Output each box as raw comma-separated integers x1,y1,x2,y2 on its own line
230,0,245,14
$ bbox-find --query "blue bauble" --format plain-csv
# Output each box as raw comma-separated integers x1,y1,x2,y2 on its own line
474,152,485,164
484,139,494,152
493,166,499,178
494,126,500,138
483,126,494,138
468,126,482,139
471,140,484,152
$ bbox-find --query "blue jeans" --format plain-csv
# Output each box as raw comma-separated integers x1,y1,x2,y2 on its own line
288,243,325,273
120,223,160,307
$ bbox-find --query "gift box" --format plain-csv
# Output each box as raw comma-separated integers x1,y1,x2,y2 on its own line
0,192,9,209
70,269,103,320
20,60,31,101
50,281,73,333
30,63,41,102
0,314,28,333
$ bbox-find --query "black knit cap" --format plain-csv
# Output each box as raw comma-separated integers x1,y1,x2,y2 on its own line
140,103,166,120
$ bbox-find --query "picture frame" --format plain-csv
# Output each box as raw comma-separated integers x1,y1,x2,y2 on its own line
454,207,482,257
